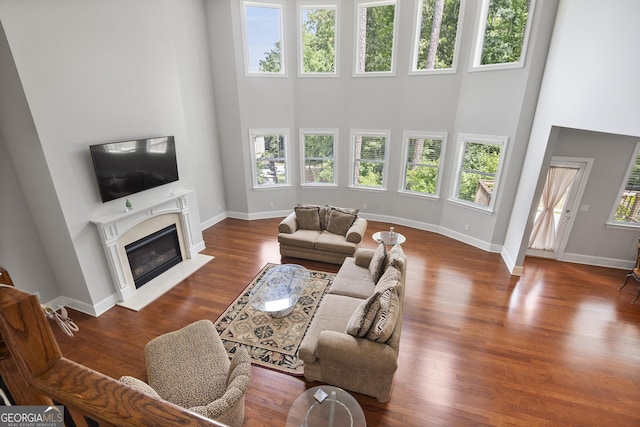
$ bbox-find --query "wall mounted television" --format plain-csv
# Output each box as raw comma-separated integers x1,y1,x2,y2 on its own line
90,136,179,203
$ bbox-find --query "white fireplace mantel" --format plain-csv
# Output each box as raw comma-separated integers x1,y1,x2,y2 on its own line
91,189,208,308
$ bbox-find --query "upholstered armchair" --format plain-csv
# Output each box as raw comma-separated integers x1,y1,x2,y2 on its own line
120,320,251,427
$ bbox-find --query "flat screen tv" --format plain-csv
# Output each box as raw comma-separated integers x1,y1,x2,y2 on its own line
90,136,179,203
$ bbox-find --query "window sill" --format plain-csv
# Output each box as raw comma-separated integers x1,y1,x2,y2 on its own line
300,184,339,189
252,184,292,191
447,198,495,215
606,221,640,231
348,185,387,193
398,190,440,201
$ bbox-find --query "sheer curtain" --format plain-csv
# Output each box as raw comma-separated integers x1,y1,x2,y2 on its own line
528,167,578,251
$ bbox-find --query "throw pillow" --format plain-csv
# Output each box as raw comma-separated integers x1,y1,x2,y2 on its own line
385,243,405,269
326,208,357,236
298,204,329,229
375,265,400,294
326,205,359,216
294,206,321,230
368,243,387,283
346,292,381,337
365,287,400,342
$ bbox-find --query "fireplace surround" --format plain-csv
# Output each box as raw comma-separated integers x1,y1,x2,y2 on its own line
92,190,211,310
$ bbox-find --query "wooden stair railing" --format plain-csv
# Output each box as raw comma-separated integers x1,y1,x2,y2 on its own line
0,267,225,427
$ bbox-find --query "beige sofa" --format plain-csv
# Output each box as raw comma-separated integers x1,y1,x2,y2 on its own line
278,205,368,265
299,244,406,402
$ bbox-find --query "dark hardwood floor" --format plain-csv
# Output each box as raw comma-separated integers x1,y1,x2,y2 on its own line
53,218,640,426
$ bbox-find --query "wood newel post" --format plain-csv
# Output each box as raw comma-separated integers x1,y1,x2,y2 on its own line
0,267,55,405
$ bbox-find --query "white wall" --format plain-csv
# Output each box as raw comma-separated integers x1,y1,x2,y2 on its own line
0,0,224,314
503,0,640,272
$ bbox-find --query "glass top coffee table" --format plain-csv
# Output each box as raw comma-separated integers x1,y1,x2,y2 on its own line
286,386,366,427
249,264,310,318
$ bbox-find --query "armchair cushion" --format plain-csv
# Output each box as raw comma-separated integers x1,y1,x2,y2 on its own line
119,375,161,399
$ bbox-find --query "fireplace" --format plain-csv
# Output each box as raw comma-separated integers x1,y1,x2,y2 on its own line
125,224,183,289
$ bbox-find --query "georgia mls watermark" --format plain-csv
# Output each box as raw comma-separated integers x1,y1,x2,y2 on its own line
0,406,64,427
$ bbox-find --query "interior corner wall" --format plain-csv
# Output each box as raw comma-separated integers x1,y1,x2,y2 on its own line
0,0,220,314
503,0,640,272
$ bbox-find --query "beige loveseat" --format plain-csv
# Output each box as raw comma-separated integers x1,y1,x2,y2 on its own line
278,205,368,264
299,244,406,402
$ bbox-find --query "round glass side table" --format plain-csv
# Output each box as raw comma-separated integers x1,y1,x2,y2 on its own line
286,386,366,427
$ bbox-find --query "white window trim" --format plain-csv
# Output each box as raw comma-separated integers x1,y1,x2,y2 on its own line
349,129,390,191
449,133,509,213
249,128,291,189
353,0,399,77
409,0,466,76
606,141,640,229
299,128,339,187
398,130,448,199
469,0,536,72
297,1,340,78
242,1,287,77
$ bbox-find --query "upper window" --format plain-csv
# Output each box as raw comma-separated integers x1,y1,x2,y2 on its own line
298,2,339,76
300,129,337,186
400,131,447,198
354,0,398,76
472,0,535,70
609,142,640,227
350,129,389,189
249,129,290,188
451,133,508,212
242,1,286,76
411,0,464,74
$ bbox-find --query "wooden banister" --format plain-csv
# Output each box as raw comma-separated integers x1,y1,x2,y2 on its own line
0,267,225,427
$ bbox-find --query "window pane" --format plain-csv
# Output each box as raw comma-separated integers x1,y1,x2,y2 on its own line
403,138,443,194
457,142,501,205
481,0,531,65
254,133,286,186
415,0,461,70
359,136,386,160
357,3,396,73
245,4,283,73
356,161,384,187
303,133,335,185
614,151,640,223
301,7,336,74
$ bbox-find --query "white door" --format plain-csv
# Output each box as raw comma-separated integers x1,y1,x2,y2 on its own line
527,158,592,259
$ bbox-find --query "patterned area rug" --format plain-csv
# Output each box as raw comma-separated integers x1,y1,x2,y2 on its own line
214,263,334,375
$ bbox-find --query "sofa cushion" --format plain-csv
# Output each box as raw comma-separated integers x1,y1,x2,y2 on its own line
299,294,364,361
345,292,382,337
328,257,376,298
277,229,322,249
365,287,400,342
327,205,359,216
325,208,357,236
368,243,387,283
315,230,358,255
294,206,321,230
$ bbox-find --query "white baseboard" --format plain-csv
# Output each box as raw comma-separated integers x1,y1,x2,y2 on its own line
560,252,632,270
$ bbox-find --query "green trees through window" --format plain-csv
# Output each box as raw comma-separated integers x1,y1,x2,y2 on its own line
480,0,532,66
302,131,336,185
300,6,337,74
414,0,461,71
251,131,288,186
403,135,444,195
612,143,640,224
352,131,388,188
356,1,397,74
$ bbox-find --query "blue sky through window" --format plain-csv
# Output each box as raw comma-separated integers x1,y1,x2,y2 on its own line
245,4,282,73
